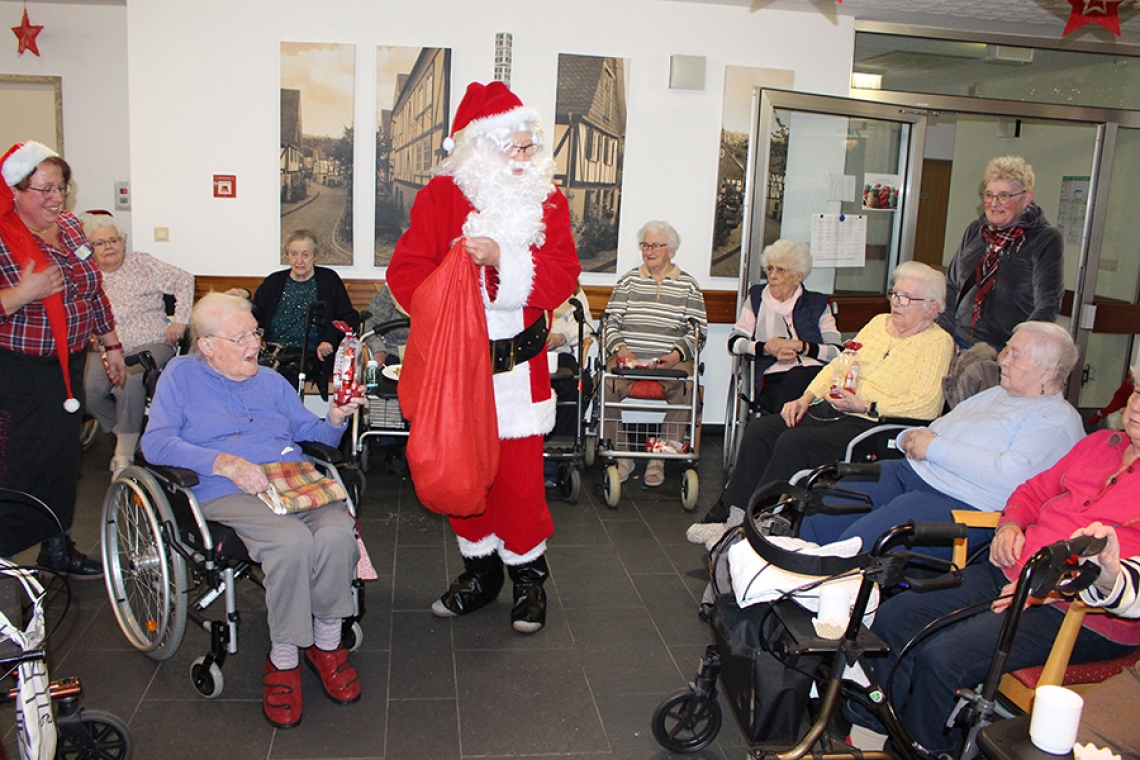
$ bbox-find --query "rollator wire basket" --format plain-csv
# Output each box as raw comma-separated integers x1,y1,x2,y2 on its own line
0,559,55,760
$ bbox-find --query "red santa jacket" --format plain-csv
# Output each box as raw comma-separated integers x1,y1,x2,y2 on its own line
387,176,580,439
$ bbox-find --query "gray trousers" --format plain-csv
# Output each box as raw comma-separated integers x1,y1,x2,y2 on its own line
199,493,358,648
84,341,175,435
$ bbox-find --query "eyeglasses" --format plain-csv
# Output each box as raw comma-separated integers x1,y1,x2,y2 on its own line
638,242,669,251
766,265,790,276
91,237,123,249
209,328,264,346
980,190,1027,206
506,143,540,158
887,290,927,306
24,184,70,198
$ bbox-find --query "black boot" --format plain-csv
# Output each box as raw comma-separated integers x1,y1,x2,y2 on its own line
431,553,504,617
37,535,103,579
508,556,548,634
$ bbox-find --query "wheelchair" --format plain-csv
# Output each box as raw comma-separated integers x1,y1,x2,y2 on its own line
100,440,365,699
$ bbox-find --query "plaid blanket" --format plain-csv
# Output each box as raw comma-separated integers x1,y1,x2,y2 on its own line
257,461,347,515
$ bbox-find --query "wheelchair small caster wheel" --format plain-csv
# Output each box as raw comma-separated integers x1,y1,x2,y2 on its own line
342,620,364,652
191,656,224,698
603,465,621,509
57,708,133,760
557,463,581,503
651,687,722,753
681,469,699,511
583,435,597,467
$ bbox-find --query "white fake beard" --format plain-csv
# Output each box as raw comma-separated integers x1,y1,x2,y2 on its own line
443,145,556,311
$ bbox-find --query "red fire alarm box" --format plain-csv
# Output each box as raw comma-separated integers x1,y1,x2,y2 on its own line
213,174,236,198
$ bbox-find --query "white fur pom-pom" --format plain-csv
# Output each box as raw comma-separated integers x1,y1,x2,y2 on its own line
64,398,81,413
443,136,455,153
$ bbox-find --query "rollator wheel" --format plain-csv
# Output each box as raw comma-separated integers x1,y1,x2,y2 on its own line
80,415,100,452
342,620,364,652
191,656,225,698
681,469,700,511
583,434,597,468
603,465,621,509
652,688,722,753
102,466,188,660
56,708,133,760
557,463,581,503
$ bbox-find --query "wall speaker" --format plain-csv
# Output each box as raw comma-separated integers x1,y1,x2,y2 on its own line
669,55,706,91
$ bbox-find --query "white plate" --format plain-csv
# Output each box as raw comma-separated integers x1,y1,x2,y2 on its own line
381,364,402,381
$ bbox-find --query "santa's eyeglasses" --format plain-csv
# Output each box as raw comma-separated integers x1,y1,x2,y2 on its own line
506,143,540,158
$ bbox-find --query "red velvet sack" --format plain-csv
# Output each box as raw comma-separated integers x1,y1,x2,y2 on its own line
398,239,499,517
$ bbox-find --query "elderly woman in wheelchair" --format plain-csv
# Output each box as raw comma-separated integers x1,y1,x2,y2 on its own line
799,321,1084,559
139,292,366,729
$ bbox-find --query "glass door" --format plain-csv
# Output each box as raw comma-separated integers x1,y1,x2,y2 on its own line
740,90,926,305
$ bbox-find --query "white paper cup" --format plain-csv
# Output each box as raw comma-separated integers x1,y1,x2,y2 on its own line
816,583,852,626
547,351,559,374
1030,685,1084,754
398,344,406,362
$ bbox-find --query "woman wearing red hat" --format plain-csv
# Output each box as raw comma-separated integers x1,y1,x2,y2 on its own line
0,141,125,575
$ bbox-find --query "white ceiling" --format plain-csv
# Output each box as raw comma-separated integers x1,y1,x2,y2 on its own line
672,0,1140,45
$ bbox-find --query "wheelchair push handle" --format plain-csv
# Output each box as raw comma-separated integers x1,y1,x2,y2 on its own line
835,462,882,479
909,520,969,544
124,349,156,373
1064,534,1108,558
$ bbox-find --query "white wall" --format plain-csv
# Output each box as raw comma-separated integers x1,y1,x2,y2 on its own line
123,0,856,423
0,1,130,229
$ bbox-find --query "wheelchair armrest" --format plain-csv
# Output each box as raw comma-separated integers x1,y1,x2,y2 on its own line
147,464,200,489
300,440,343,464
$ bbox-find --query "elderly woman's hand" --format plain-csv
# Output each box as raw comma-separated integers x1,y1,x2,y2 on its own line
763,337,801,362
900,429,937,461
104,349,128,388
166,322,187,345
655,349,682,370
990,522,1026,568
464,236,501,267
614,345,638,365
328,394,367,427
546,332,568,350
316,341,334,361
826,388,867,415
781,393,814,428
214,452,270,495
1071,522,1122,595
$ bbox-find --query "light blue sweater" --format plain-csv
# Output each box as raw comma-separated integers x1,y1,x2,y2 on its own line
141,354,348,504
903,385,1084,512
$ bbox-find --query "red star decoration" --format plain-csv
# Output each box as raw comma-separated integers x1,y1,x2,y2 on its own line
1064,0,1123,35
11,8,42,56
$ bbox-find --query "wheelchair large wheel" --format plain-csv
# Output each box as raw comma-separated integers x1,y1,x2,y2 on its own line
722,375,748,478
603,465,621,508
102,466,188,661
57,708,133,760
652,688,722,753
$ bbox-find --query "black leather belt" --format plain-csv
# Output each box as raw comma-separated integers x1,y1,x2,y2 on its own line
490,314,548,374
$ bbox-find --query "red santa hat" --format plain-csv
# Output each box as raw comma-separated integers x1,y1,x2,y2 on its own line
0,141,80,412
443,81,539,153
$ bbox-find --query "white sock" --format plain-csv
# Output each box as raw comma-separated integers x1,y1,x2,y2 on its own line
848,724,887,751
270,642,298,670
115,433,139,458
313,618,342,651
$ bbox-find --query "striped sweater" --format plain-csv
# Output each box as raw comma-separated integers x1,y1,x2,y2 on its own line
603,264,707,361
1082,556,1140,620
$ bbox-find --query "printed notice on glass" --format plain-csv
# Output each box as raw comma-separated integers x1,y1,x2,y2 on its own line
810,213,866,267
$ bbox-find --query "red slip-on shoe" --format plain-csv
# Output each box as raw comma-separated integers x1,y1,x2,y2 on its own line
263,659,303,729
304,646,361,705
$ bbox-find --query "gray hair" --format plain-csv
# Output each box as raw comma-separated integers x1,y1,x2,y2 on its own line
759,239,812,279
190,292,253,350
81,213,125,240
282,229,318,257
1011,321,1079,385
891,261,946,314
637,220,680,251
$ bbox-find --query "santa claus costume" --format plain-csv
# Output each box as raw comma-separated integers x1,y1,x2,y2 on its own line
387,82,580,633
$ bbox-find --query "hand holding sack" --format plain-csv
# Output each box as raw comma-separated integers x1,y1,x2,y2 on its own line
399,238,500,517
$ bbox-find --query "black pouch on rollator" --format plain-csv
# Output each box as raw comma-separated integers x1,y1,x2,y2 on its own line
709,590,821,744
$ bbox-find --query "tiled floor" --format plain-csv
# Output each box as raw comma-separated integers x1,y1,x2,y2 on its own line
4,432,758,759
